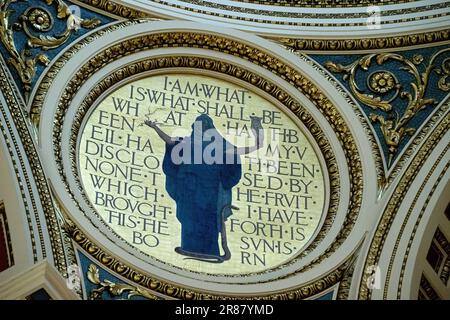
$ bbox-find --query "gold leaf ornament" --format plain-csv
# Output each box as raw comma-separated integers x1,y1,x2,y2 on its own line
326,48,450,165
0,0,101,98
87,264,100,284
86,264,158,300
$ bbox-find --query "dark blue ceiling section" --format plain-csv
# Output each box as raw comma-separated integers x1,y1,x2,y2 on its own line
309,44,450,168
0,0,114,100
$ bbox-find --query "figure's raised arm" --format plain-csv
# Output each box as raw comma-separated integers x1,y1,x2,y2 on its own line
145,120,175,145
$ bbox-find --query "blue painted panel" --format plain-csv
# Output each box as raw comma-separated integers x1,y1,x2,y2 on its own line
310,45,449,166
0,0,113,96
77,250,151,300
313,290,335,300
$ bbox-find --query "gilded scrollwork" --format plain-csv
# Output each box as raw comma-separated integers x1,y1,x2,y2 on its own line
87,264,159,300
0,0,100,98
436,57,450,91
326,48,450,165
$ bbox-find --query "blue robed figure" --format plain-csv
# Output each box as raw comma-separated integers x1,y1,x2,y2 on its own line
145,114,263,263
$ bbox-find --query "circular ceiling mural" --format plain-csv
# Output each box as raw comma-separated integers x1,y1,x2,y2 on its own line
77,73,326,275
35,22,368,297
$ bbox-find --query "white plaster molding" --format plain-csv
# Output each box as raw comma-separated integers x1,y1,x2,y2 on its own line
0,260,79,300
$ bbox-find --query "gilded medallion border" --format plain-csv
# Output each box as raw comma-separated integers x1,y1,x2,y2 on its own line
56,33,361,271
65,220,355,299
65,58,338,281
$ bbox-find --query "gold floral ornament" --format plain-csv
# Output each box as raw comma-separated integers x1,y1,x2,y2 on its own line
27,7,53,31
0,0,101,100
87,264,159,300
436,57,450,91
326,48,450,166
368,71,397,94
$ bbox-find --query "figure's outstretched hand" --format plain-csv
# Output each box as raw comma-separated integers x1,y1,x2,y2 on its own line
145,120,158,129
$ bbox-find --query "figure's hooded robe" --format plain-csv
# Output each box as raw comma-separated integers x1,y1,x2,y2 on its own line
162,115,241,258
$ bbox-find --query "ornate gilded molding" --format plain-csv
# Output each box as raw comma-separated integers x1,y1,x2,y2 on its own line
279,30,450,52
0,56,68,274
296,52,386,190
33,28,364,296
66,220,353,299
152,0,449,23
30,19,141,127
390,148,449,299
77,0,160,19
359,112,450,300
0,73,39,261
232,0,415,7
87,264,159,300
326,48,450,166
0,0,100,99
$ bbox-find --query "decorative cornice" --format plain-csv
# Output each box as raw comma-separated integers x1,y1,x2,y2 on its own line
76,0,161,19
232,0,416,7
0,200,14,268
0,57,68,275
150,0,450,23
279,29,450,52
